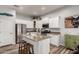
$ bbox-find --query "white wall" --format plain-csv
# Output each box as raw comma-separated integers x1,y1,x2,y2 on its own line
15,15,32,24
16,14,31,20
15,15,33,28
15,19,30,24
0,9,16,46
41,6,79,46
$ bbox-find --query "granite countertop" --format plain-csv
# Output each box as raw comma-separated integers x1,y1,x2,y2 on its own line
21,32,60,42
22,34,50,42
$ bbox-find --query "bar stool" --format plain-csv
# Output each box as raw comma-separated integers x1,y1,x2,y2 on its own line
18,40,34,54
26,43,34,54
18,40,27,54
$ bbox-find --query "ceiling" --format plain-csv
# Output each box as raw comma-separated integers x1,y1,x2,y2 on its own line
0,5,65,16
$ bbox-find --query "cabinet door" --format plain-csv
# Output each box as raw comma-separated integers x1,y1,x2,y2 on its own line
36,20,42,28
42,17,49,24
49,17,60,28
38,39,50,54
50,35,60,46
27,21,33,28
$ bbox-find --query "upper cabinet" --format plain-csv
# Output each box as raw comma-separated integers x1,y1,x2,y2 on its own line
36,20,42,28
26,21,33,28
49,16,60,28
36,16,60,28
42,17,49,24
36,17,49,28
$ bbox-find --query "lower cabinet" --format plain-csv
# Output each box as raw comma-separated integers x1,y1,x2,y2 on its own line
23,37,50,54
38,38,50,54
49,34,60,46
65,34,79,49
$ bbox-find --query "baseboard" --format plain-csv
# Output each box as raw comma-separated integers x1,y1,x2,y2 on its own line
0,44,13,48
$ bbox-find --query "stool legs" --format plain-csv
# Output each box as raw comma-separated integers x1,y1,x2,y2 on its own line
18,40,34,54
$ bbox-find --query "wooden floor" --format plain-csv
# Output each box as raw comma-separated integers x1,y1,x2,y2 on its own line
0,44,19,54
50,44,73,54
0,44,73,54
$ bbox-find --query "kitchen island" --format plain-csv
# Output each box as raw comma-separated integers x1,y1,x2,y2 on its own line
22,33,50,54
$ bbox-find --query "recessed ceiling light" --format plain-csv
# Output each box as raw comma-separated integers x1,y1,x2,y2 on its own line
41,6,46,10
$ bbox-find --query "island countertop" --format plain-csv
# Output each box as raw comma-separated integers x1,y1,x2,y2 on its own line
21,33,50,54
21,34,50,42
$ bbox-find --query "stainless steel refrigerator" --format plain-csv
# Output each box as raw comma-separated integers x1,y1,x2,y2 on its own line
15,24,26,43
